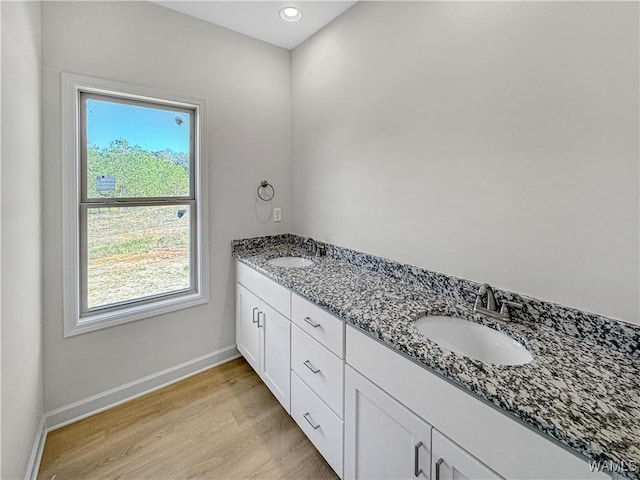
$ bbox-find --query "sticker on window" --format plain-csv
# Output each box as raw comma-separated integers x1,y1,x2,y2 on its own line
96,175,115,192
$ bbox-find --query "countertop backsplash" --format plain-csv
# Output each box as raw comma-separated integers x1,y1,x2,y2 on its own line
232,233,639,358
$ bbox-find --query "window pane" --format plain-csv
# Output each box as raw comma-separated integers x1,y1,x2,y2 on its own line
85,97,191,199
86,205,192,310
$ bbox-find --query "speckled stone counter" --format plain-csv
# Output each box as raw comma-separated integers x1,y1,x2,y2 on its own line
233,234,640,479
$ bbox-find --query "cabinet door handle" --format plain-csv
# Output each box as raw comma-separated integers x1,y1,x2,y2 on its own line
257,311,264,328
252,307,259,324
414,441,424,477
303,412,320,430
303,360,321,374
303,316,321,328
435,457,444,480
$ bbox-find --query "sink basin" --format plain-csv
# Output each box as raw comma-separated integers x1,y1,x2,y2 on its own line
267,257,314,268
414,315,533,366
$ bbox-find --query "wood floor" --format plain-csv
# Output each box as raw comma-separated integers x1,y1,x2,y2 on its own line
38,358,339,480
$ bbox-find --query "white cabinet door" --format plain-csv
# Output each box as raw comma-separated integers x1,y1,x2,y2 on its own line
236,282,291,413
236,284,260,373
345,366,432,480
431,430,502,480
259,300,291,413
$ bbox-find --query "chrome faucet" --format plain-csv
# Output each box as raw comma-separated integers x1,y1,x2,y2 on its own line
303,237,326,257
473,283,522,321
304,237,319,256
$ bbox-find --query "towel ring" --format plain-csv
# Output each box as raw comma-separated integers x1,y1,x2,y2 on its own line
257,180,275,201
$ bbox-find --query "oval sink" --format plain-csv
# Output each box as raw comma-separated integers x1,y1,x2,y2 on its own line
267,256,314,268
415,315,533,366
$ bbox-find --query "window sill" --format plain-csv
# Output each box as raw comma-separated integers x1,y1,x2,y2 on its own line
64,291,208,337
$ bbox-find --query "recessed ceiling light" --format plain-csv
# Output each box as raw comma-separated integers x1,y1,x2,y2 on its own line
279,6,302,22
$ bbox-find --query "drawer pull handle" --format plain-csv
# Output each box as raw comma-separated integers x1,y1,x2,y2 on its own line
303,316,321,328
252,307,259,324
435,457,444,480
303,360,321,374
257,311,264,328
414,441,424,477
303,412,320,430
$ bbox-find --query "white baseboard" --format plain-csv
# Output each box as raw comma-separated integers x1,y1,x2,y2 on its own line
44,346,240,432
25,415,46,480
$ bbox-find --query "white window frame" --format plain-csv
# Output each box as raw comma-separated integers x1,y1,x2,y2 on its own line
62,73,209,337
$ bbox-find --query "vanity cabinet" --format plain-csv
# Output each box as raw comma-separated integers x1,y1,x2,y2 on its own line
344,366,432,480
236,261,608,480
236,263,291,413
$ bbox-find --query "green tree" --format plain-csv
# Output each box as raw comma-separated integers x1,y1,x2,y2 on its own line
87,139,189,198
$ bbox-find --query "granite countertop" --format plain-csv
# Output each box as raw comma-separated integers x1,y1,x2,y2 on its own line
233,236,640,479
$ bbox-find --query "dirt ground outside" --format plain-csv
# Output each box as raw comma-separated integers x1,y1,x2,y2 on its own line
86,205,191,308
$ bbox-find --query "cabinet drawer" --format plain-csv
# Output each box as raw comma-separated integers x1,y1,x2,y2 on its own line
236,261,290,317
292,325,344,416
292,294,344,358
291,372,344,478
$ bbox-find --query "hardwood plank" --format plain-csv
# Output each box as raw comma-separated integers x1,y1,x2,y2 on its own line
38,358,339,480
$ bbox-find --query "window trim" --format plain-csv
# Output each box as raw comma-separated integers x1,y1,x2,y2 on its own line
62,73,209,337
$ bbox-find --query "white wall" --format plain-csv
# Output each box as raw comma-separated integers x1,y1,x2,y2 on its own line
1,1,44,477
1,3,3,475
42,1,291,411
292,1,639,324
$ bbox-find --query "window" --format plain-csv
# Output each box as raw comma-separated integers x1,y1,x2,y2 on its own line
63,74,208,336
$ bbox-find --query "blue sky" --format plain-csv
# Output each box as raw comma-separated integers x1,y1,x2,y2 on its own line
87,99,190,153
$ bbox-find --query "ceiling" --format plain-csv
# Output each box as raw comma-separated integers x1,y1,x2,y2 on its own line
153,1,357,50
